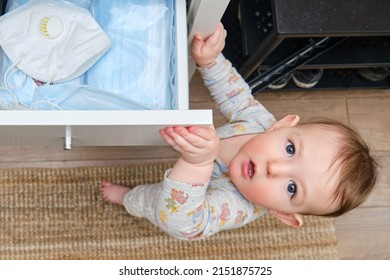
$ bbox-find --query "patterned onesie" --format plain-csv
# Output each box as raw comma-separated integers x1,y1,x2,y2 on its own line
123,54,277,240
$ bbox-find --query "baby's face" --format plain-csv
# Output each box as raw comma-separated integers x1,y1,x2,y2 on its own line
228,124,341,216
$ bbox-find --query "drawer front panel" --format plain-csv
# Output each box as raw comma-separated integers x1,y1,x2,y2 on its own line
0,110,212,147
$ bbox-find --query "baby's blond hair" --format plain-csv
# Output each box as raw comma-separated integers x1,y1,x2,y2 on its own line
300,118,380,217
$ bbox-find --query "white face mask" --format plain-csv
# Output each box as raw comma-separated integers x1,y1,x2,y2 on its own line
0,0,112,83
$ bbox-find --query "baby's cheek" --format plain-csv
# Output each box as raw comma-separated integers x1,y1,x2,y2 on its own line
245,184,275,206
241,184,262,202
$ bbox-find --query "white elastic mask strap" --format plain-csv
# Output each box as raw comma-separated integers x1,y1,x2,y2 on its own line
3,57,25,90
0,86,19,109
47,71,57,85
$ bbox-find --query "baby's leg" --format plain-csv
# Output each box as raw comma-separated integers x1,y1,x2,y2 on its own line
101,181,131,205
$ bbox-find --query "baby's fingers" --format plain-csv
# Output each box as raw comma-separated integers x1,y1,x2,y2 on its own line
187,126,218,142
206,22,225,48
160,127,199,152
172,126,208,149
159,128,184,151
192,34,204,56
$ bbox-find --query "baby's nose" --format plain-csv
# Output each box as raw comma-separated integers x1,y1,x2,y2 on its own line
267,160,291,178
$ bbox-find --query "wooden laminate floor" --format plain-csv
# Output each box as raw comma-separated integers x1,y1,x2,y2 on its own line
0,72,389,259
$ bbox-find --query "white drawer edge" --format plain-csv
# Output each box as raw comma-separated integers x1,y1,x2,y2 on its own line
0,110,213,126
175,0,189,110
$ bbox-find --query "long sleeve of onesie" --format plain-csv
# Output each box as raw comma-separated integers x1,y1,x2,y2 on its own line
198,54,276,138
123,54,275,240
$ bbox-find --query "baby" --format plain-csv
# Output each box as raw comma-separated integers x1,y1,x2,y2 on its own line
101,23,379,240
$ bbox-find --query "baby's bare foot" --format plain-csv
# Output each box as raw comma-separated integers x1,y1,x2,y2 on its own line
101,180,130,205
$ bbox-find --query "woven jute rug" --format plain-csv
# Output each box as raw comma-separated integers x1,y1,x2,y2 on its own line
0,162,338,260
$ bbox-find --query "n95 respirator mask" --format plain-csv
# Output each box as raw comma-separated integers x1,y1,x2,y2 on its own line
0,0,112,83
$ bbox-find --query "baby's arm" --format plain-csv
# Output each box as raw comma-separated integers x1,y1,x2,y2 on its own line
191,22,226,67
159,125,219,184
192,24,276,129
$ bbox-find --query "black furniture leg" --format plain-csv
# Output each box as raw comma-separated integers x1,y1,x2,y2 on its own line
248,37,347,94
238,28,284,80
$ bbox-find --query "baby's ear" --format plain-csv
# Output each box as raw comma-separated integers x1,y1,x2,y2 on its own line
267,115,300,132
269,210,303,229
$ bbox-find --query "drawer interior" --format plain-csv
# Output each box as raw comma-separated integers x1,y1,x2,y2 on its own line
0,0,184,111
0,0,213,147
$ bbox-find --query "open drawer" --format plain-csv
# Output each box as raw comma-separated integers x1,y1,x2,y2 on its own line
0,0,213,149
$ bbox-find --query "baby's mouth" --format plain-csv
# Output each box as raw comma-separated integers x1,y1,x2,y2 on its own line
243,160,255,180
248,161,255,178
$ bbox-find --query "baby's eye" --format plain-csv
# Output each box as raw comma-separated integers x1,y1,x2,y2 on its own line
286,141,295,157
287,181,297,197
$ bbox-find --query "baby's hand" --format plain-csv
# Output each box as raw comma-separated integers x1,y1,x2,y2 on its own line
191,22,227,67
159,125,220,167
